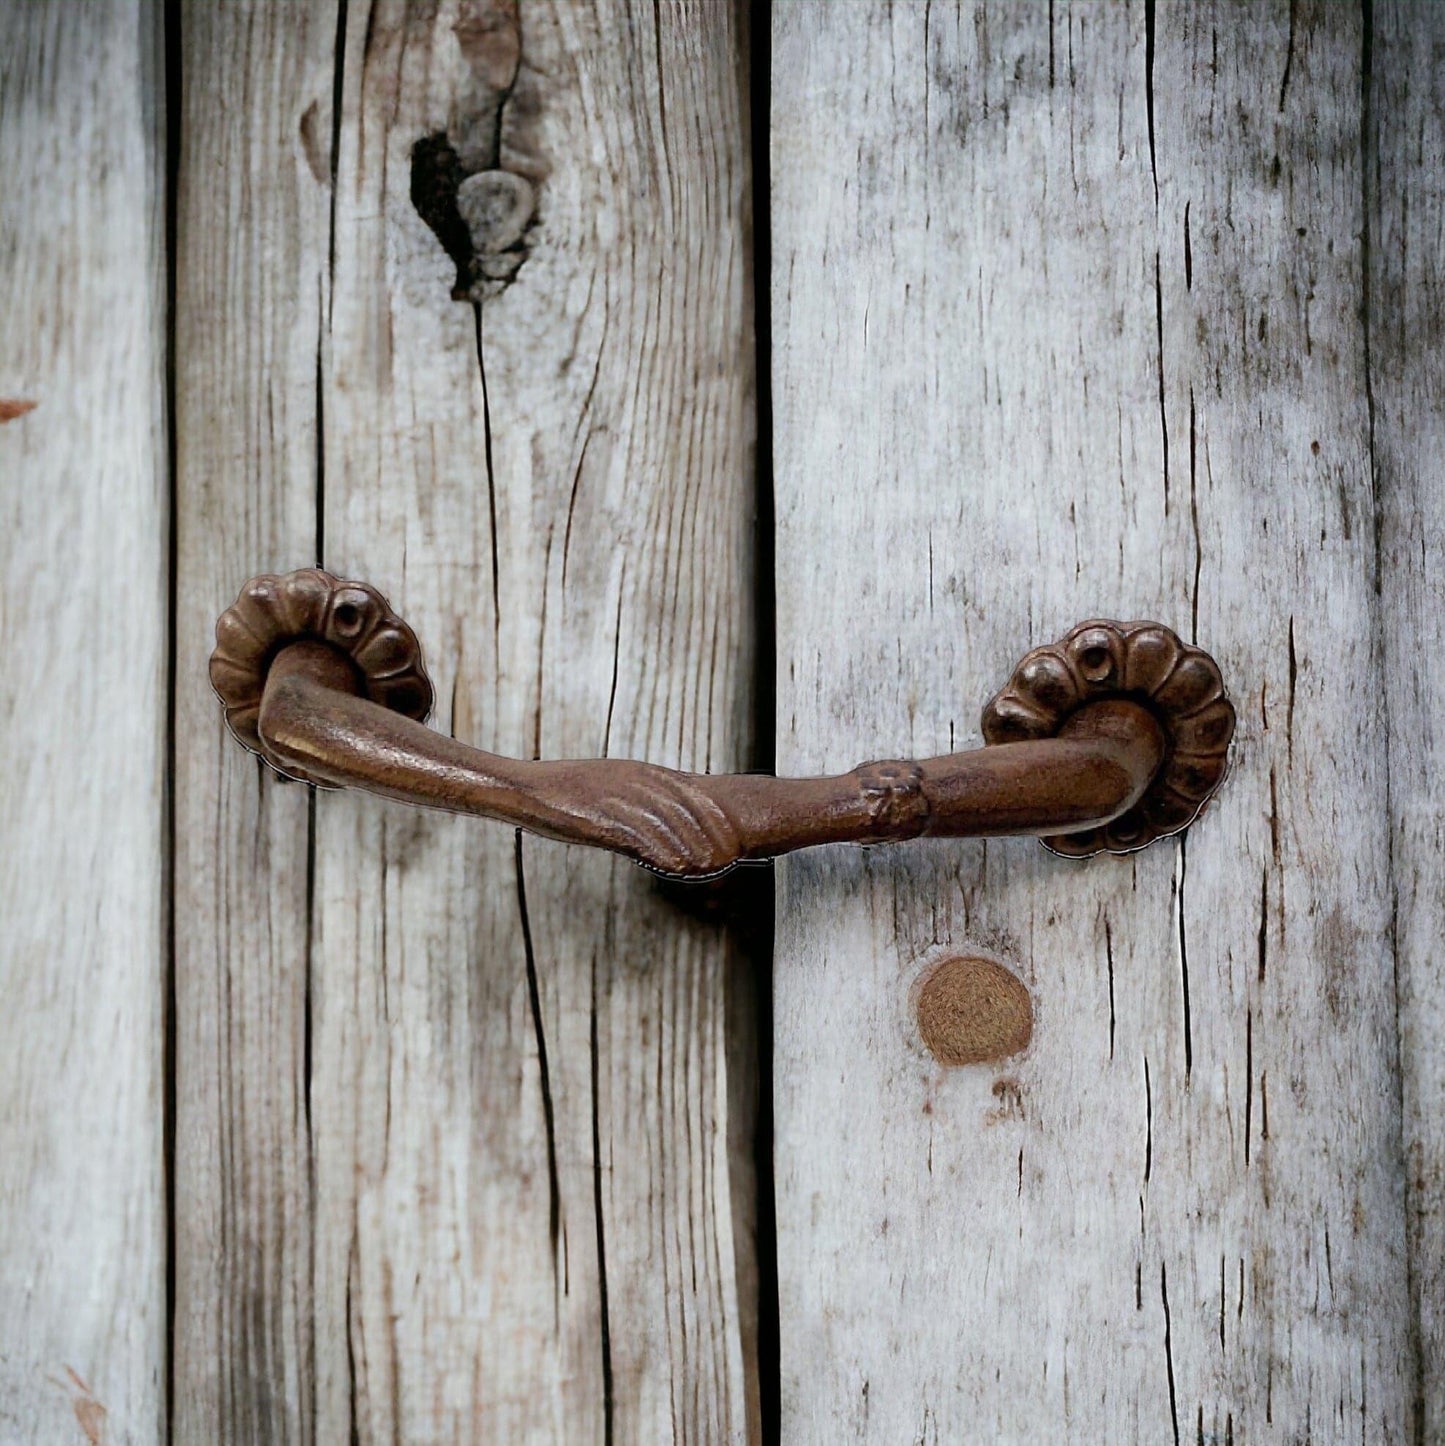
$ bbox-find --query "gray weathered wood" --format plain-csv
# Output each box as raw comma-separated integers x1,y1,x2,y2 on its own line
0,2,167,1442
172,3,341,1439
771,3,1412,1438
174,1,758,1439
1371,0,1445,1431
22,1,1441,1437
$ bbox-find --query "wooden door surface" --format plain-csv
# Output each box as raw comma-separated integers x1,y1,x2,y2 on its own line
771,5,1431,1440
2,3,1442,1443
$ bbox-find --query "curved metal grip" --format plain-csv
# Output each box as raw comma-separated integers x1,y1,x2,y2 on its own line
211,570,1235,879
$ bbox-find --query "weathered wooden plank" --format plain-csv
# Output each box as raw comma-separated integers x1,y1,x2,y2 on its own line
172,3,340,1440
312,1,759,1440
1371,1,1445,1429
771,2,1410,1439
174,1,759,1433
0,2,167,1440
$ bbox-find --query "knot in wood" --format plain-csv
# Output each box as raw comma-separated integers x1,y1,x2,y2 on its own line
856,760,930,840
457,170,534,253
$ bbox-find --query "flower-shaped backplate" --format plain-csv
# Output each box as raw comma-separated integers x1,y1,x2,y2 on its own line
981,619,1235,856
210,568,433,782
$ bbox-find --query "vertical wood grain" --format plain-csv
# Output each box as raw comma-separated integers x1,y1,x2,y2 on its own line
771,3,1411,1438
0,2,167,1441
315,3,757,1437
1371,1,1445,1431
172,3,340,1440
174,2,758,1439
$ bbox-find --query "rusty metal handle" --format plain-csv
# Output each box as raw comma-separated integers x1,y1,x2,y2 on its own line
211,570,1235,879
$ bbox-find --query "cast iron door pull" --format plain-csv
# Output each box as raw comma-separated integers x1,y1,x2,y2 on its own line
211,569,1236,879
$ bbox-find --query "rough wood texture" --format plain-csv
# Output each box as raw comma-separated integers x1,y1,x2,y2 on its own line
172,3,340,1440
771,3,1413,1438
19,1,1445,1438
1371,1,1445,1432
175,1,758,1440
0,3,167,1442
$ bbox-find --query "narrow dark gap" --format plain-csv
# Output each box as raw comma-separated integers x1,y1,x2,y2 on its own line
473,304,503,654
1177,837,1193,1078
745,2,781,1440
1143,0,1159,203
327,0,349,305
344,1266,361,1446
513,832,563,1264
301,790,320,1434
1360,0,1380,595
747,18,775,788
1278,0,1297,113
310,14,346,1437
1161,1262,1180,1446
589,952,615,1446
161,0,183,1437
1353,0,1377,552
302,792,317,1137
314,343,326,567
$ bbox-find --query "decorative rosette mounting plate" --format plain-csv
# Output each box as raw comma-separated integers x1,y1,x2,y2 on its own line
209,569,434,785
981,620,1235,856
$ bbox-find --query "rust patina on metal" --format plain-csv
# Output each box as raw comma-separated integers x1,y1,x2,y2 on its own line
210,569,1235,879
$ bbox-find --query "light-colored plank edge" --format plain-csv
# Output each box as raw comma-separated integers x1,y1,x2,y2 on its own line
0,2,168,1441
